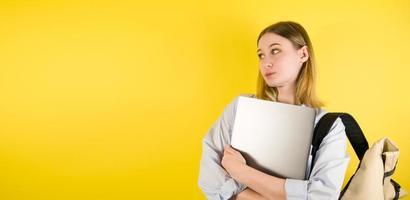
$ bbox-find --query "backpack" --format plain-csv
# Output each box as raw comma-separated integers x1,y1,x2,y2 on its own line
309,112,407,200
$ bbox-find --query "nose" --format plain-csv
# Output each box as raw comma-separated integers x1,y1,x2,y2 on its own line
264,62,273,68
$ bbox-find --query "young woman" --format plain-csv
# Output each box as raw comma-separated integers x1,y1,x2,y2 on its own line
198,21,350,200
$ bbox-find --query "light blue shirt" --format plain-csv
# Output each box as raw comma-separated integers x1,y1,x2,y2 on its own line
198,94,350,200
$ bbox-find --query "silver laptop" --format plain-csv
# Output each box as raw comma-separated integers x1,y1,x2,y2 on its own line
230,96,316,180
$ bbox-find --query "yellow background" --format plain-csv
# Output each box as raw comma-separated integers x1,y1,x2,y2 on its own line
0,0,409,199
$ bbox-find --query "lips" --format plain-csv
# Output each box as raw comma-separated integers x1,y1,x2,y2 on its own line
265,72,276,77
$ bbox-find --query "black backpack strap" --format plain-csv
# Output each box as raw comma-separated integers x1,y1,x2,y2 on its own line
309,112,369,178
391,179,402,200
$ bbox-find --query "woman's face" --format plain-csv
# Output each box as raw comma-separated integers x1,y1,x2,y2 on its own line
257,33,309,88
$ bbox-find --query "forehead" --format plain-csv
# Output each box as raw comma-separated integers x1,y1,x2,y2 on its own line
257,32,292,50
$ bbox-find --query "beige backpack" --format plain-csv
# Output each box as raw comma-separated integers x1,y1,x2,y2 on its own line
311,113,407,200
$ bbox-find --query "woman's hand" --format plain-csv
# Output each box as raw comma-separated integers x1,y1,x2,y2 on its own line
221,144,247,180
222,145,286,200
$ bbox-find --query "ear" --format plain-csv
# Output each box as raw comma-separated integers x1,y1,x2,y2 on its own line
298,46,309,63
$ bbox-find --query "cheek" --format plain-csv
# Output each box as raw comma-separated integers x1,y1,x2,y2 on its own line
272,57,292,75
283,58,301,72
276,57,302,80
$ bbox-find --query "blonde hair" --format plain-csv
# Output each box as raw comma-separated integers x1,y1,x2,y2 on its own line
256,21,324,108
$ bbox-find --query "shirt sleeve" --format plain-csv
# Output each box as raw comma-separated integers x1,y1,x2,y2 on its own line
198,96,247,200
285,117,351,200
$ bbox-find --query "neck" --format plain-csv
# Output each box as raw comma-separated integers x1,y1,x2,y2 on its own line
276,84,296,105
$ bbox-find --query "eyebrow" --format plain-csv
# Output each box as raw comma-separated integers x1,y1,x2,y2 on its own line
257,43,281,52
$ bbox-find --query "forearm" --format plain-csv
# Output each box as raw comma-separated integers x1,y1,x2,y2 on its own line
231,188,268,200
233,165,286,200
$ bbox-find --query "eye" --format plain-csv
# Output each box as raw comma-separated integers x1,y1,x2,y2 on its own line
271,49,280,55
257,53,265,59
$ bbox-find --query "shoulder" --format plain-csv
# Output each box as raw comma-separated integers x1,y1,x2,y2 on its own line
233,93,256,102
313,107,328,127
314,107,347,144
239,93,256,98
219,93,256,118
222,93,256,120
226,93,256,109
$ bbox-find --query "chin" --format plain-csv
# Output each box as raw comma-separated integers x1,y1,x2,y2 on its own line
265,80,281,87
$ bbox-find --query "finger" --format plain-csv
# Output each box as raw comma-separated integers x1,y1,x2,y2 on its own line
223,149,230,156
224,144,233,151
226,146,238,155
229,147,242,157
226,145,237,153
224,144,230,150
223,145,231,154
